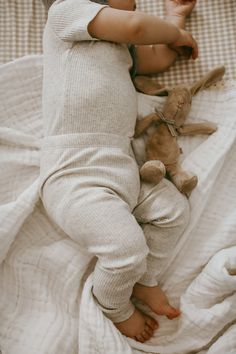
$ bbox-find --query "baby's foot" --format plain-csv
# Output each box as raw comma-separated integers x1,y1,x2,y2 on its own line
165,0,196,30
165,0,197,19
132,283,181,320
115,308,158,343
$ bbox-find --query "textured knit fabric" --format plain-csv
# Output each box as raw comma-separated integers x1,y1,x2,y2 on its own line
42,0,137,137
40,0,189,322
40,136,189,322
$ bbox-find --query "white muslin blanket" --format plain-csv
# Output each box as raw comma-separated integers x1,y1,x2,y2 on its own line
0,56,236,354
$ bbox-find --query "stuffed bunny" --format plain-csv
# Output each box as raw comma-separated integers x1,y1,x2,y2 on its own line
133,66,225,195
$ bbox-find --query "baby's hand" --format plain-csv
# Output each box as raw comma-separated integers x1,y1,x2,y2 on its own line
169,29,198,59
165,0,197,18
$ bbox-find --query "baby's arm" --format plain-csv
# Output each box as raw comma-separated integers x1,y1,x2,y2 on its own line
48,0,180,45
89,2,198,73
88,8,181,45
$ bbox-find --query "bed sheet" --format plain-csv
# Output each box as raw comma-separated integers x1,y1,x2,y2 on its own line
0,0,235,85
0,54,236,354
0,1,236,354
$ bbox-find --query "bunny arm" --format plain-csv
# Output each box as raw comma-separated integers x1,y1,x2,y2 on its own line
177,122,217,136
134,113,162,137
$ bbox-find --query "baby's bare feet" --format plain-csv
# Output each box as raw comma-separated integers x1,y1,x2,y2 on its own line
115,308,158,343
165,0,197,19
133,283,181,320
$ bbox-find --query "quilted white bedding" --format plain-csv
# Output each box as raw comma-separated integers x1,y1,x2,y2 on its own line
0,55,236,354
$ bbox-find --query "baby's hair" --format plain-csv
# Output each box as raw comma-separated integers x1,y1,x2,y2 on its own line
42,0,108,11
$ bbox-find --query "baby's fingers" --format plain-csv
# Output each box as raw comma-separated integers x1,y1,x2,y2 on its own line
179,30,198,59
190,34,198,59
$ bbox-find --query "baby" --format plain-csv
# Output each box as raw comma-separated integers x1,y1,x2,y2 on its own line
41,0,197,343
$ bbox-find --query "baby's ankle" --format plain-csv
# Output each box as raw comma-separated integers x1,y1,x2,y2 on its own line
166,14,186,29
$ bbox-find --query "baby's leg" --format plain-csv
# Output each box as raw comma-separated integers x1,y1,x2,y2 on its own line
42,181,157,341
136,0,197,75
133,179,190,317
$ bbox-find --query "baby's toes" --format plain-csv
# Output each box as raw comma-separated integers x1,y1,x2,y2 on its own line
142,328,153,341
146,316,159,330
163,305,181,319
135,333,146,343
144,324,154,337
135,325,154,342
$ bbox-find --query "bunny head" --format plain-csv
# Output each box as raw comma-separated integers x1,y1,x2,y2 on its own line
161,87,192,127
134,67,226,127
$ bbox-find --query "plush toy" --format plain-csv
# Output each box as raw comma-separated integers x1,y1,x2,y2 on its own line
133,66,225,195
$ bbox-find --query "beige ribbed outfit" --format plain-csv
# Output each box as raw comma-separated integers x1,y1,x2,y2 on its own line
40,0,189,323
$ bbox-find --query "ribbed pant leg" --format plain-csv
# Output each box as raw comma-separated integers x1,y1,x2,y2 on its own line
42,183,149,323
133,179,190,286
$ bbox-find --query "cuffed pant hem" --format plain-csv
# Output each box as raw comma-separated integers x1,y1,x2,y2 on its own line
137,274,158,287
93,292,136,323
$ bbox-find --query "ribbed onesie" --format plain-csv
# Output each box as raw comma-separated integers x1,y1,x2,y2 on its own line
40,0,190,323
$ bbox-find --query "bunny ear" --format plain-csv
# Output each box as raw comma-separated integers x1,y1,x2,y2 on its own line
133,76,169,96
190,66,225,96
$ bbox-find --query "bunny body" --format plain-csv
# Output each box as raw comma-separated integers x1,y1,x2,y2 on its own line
134,67,225,195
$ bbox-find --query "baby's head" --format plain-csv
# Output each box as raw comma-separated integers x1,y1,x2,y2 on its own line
42,0,108,10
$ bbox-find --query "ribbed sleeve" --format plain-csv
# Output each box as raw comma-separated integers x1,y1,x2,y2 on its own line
48,0,108,42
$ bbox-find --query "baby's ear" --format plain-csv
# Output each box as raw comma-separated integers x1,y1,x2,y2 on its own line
190,66,225,96
133,76,169,96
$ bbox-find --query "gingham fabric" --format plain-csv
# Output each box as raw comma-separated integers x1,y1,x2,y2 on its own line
0,0,47,63
137,0,236,85
0,0,235,85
